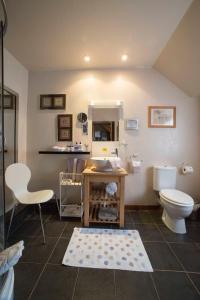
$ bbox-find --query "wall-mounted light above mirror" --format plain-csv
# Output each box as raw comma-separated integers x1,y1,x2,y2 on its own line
89,100,123,108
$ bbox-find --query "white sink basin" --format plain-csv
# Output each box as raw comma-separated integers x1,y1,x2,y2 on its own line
90,156,121,171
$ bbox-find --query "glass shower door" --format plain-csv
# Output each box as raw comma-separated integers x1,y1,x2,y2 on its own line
0,19,5,251
0,0,7,250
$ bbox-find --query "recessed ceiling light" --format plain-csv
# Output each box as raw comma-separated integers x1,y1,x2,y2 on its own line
84,55,91,62
121,54,128,61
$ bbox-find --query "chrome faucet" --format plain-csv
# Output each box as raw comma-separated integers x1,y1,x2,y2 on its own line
111,148,118,157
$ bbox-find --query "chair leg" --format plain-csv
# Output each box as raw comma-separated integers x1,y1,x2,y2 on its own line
7,205,16,240
55,194,59,215
38,204,46,244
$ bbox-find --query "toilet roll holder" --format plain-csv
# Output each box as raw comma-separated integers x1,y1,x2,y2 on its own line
181,162,194,175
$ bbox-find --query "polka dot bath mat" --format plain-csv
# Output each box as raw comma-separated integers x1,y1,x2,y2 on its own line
62,228,153,272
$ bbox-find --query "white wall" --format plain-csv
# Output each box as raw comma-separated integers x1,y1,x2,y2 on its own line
27,69,200,205
155,0,200,98
4,49,29,163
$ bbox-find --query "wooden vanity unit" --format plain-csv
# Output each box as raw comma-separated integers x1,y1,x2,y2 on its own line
83,168,127,228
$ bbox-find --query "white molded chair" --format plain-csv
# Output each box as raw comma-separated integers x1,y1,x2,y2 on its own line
5,163,54,243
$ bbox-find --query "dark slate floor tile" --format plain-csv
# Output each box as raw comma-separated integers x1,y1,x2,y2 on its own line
49,237,70,264
124,222,136,229
125,211,134,224
41,202,59,216
144,242,183,271
24,211,51,222
153,271,200,300
186,212,200,226
158,224,193,243
7,236,29,248
115,270,158,300
11,220,44,238
187,226,200,242
188,273,200,293
73,268,115,300
11,218,66,239
42,219,66,237
62,221,82,238
30,265,77,300
149,209,163,224
15,262,44,300
21,236,58,264
135,224,164,241
10,209,200,300
131,211,154,224
170,243,200,272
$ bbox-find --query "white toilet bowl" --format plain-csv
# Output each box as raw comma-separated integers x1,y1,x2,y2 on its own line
159,189,194,234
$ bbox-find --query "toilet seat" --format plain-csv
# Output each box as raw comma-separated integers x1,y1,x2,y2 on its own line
160,189,194,207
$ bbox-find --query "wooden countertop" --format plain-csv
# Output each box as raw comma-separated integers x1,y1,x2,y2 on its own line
83,168,128,176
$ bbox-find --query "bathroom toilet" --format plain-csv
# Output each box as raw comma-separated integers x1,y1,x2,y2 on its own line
153,166,194,234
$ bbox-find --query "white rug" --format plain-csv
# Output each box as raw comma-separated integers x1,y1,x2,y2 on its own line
62,228,153,272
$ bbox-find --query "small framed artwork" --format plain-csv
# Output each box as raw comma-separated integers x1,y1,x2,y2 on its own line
148,106,176,128
58,114,72,128
58,128,72,141
53,95,66,109
40,95,53,109
40,94,66,109
57,114,73,141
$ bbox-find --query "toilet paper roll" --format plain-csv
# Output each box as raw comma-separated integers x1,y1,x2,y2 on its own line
182,165,194,174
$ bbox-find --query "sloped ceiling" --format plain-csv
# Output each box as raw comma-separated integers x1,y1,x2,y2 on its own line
155,0,200,98
4,0,192,71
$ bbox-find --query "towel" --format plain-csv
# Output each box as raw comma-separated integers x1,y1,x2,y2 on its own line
66,158,74,173
66,158,75,180
0,241,24,276
76,159,86,181
66,158,86,182
106,182,117,196
109,157,121,169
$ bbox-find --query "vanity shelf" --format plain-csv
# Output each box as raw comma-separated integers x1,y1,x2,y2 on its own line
89,188,120,205
59,172,83,218
83,168,127,227
39,149,90,155
89,203,119,224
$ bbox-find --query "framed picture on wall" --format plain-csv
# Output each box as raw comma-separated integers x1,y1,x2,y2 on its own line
57,114,72,141
40,95,53,109
53,95,66,109
58,114,72,128
40,94,66,109
58,128,72,141
148,106,176,128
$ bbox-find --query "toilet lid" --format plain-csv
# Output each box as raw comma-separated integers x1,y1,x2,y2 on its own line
160,189,194,206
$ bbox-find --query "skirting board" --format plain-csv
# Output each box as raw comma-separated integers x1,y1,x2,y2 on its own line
125,205,160,210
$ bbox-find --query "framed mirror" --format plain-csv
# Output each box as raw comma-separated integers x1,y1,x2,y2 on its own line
92,121,117,141
92,108,119,141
